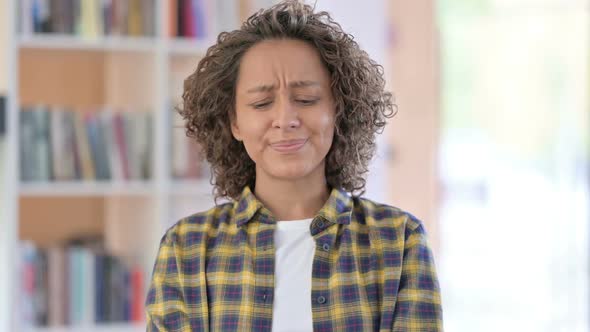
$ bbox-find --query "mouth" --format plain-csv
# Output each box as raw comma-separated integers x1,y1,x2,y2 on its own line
270,138,308,153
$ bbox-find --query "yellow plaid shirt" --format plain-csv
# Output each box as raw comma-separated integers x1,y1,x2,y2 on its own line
146,186,443,331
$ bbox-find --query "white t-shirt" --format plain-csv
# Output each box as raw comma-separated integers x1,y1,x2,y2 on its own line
271,218,315,332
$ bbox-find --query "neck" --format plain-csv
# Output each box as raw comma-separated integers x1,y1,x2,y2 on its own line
253,170,330,221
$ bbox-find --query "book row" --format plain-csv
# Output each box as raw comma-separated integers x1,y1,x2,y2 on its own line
167,0,269,39
19,240,146,327
19,106,153,182
168,0,278,39
20,0,156,37
168,0,209,39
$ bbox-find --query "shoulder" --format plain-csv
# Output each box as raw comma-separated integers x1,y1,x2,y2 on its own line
158,201,236,248
351,196,428,241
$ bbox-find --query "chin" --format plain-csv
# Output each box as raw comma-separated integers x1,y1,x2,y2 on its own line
266,163,316,181
271,168,312,180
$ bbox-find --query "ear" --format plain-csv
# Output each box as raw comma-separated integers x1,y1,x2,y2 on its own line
230,119,242,141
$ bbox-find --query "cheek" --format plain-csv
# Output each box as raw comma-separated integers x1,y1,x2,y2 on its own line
236,112,268,140
243,124,269,146
235,114,271,158
321,128,335,151
315,111,336,145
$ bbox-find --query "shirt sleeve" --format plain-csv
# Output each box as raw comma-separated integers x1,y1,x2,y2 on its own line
145,232,192,332
392,221,444,331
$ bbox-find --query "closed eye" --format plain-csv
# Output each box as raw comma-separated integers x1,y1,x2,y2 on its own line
296,99,319,106
251,100,272,110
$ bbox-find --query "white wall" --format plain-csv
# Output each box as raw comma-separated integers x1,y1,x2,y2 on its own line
310,0,390,202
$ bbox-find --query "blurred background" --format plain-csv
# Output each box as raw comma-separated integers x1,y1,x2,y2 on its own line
0,0,588,331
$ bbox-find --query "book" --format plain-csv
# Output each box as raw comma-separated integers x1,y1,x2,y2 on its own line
192,0,207,39
19,109,35,181
67,246,82,324
109,258,124,321
33,248,48,325
20,105,154,182
99,109,122,181
130,264,145,322
113,112,130,180
122,113,138,180
20,0,156,37
94,253,106,322
30,105,52,181
73,111,96,180
168,0,178,38
79,0,102,39
47,245,67,326
127,0,143,36
50,107,77,181
85,111,111,181
19,241,37,328
102,0,113,35
80,247,96,324
173,0,212,39
19,0,33,35
20,241,147,327
135,112,153,180
34,0,52,33
141,0,155,36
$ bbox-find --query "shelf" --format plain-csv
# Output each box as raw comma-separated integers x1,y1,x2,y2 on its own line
18,34,157,53
170,178,214,196
166,37,212,56
26,322,144,332
19,181,156,197
17,34,214,55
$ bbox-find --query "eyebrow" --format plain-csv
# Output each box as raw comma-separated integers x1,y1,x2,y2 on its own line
246,80,321,93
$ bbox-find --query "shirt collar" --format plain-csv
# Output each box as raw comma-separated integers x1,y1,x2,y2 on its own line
233,185,353,227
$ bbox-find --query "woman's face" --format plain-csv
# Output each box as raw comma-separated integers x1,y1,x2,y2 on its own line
232,38,336,184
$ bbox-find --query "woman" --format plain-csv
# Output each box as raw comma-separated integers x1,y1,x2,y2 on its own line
146,1,443,331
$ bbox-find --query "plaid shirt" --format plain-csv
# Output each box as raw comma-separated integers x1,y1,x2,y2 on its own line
146,186,443,331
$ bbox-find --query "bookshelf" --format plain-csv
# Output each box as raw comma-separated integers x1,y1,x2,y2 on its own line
1,1,277,331
1,2,444,332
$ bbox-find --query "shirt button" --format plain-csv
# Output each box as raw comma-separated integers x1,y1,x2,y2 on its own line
317,296,327,304
317,221,324,228
322,243,330,251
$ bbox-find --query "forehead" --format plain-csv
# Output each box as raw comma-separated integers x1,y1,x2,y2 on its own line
236,38,330,89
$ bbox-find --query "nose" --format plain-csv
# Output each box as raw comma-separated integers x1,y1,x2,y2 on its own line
272,97,301,129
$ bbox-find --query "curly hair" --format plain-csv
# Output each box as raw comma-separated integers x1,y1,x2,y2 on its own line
180,0,396,201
